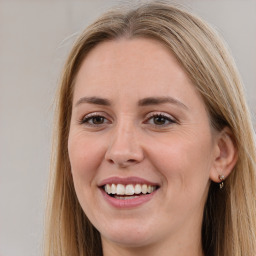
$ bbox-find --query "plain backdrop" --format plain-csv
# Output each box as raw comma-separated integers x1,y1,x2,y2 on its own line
0,0,255,255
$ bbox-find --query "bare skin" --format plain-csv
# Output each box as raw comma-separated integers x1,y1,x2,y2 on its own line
68,38,237,256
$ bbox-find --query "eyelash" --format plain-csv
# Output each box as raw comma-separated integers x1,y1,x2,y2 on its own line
79,112,176,128
144,112,176,127
79,112,110,127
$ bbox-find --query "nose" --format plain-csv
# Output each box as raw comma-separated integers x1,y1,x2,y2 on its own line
105,122,144,168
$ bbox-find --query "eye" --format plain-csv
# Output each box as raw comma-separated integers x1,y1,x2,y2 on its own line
145,113,176,127
79,113,110,127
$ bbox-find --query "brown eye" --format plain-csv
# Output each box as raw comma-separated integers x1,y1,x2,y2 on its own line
153,116,168,125
145,113,176,127
81,115,108,126
91,116,105,124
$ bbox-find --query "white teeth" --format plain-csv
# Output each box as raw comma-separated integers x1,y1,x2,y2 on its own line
147,185,153,193
111,184,116,194
141,184,148,194
104,183,157,196
134,184,142,194
116,184,125,195
105,184,111,194
125,184,134,195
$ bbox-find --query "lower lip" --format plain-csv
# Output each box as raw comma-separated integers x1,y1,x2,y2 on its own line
100,188,158,208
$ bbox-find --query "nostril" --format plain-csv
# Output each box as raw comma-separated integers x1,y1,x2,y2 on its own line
105,145,144,166
128,159,135,162
107,158,138,168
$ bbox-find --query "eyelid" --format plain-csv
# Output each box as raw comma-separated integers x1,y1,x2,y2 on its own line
79,112,111,125
143,111,177,127
145,111,176,121
77,111,177,128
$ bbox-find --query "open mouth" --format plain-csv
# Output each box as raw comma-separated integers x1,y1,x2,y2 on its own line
102,184,159,200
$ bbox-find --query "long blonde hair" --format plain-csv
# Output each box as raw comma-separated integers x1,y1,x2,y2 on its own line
44,1,256,255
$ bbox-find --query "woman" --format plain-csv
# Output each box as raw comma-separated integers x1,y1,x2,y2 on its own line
44,1,256,256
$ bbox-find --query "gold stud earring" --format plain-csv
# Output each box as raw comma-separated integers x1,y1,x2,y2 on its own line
219,175,225,189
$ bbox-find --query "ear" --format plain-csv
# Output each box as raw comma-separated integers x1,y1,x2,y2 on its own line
210,127,238,183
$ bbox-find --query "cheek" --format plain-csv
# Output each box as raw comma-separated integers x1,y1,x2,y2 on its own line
68,133,107,217
146,133,214,190
68,133,105,184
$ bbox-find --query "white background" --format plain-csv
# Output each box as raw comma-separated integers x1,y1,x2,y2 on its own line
0,0,255,255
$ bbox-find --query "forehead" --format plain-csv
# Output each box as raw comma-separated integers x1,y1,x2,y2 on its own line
73,38,202,109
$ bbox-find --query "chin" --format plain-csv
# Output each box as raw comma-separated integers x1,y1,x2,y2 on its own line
100,222,155,248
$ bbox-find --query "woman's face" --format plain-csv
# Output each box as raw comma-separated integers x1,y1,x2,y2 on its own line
68,38,219,250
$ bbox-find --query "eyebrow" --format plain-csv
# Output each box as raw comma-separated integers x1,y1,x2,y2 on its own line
75,96,111,107
75,96,188,110
138,96,189,110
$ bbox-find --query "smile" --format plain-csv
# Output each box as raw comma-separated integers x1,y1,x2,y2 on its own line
99,176,160,207
104,184,158,199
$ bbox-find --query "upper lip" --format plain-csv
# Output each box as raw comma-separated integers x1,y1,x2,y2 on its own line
98,176,160,187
